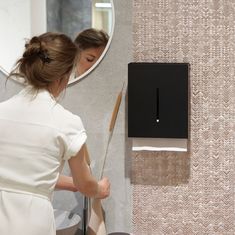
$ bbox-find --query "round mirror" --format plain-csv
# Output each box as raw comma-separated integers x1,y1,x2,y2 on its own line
0,0,114,84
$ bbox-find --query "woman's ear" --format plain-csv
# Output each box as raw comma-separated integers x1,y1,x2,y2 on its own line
48,76,68,98
58,75,69,88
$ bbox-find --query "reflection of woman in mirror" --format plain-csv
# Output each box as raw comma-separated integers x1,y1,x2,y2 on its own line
0,32,110,235
74,28,109,76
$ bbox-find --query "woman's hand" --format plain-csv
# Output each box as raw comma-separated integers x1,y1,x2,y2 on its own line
95,177,110,199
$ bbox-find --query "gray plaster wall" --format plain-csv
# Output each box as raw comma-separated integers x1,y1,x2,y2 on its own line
0,0,132,233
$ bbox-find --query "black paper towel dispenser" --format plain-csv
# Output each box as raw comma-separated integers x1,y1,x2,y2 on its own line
128,62,189,138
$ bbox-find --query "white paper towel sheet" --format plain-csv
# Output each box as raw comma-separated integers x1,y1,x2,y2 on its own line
132,138,188,152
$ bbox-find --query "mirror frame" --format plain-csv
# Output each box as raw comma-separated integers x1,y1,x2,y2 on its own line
68,0,115,85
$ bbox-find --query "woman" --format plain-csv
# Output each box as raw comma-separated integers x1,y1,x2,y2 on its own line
0,32,110,235
74,28,109,76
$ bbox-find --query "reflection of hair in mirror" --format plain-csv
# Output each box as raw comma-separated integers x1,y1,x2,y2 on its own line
74,28,109,76
9,32,78,97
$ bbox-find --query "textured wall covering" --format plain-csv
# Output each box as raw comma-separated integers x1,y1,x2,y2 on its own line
132,0,235,234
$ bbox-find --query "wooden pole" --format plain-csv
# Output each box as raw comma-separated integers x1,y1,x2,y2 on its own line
87,83,125,235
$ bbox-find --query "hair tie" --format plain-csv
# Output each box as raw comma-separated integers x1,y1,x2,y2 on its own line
38,51,52,63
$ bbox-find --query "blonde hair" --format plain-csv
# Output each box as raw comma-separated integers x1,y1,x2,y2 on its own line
74,28,109,50
10,32,78,90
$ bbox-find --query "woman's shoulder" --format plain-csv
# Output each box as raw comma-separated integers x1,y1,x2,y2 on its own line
53,103,79,120
52,104,85,131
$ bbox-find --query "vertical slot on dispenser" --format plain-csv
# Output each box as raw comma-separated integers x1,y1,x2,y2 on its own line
156,88,159,123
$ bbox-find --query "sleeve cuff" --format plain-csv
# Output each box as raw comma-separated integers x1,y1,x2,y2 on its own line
63,131,87,160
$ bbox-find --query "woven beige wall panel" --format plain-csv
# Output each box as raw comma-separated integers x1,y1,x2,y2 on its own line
132,0,235,234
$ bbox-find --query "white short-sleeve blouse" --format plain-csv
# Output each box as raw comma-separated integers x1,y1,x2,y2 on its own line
0,86,87,235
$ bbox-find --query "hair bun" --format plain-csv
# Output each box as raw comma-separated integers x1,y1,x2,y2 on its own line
11,32,77,90
23,36,42,58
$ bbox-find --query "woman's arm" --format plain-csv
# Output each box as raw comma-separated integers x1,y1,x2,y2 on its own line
55,174,78,192
68,144,110,199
